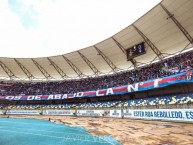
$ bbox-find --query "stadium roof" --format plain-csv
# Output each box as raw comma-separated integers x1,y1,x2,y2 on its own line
0,0,193,81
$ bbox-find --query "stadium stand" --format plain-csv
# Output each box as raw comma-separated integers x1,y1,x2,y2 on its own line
0,104,4,109
122,93,193,107
0,50,193,96
2,93,193,110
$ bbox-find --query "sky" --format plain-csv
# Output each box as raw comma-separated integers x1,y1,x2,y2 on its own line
0,0,161,58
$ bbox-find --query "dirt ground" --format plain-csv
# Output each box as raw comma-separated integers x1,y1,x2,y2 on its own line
1,115,193,145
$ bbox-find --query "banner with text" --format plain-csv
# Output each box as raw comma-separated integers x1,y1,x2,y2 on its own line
76,110,103,117
123,109,193,122
0,71,193,100
6,110,40,115
42,110,75,116
110,110,122,118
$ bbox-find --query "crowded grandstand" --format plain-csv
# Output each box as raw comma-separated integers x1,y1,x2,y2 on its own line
0,50,193,96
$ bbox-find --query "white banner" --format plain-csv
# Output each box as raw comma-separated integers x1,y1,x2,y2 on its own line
110,110,122,118
0,110,3,115
6,110,40,115
76,110,104,117
43,110,75,116
123,109,193,122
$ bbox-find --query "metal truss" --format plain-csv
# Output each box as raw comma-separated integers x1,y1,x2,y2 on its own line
112,37,137,68
14,59,34,80
0,61,16,80
62,55,84,78
77,51,101,76
47,57,69,79
133,24,164,60
94,45,119,72
31,59,52,79
160,3,193,44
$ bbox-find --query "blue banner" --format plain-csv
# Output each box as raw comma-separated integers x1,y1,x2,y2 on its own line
0,71,193,100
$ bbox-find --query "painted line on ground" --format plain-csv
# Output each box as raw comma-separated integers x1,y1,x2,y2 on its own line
0,129,109,144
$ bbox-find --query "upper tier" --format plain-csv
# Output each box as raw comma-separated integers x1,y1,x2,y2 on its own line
0,50,193,96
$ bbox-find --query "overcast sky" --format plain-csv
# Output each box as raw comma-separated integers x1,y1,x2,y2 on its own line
0,0,161,58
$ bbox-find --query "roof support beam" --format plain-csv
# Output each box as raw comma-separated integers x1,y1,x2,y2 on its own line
32,59,52,79
133,24,164,60
160,3,193,44
94,45,119,72
62,55,84,78
14,59,34,80
112,37,137,68
112,37,126,55
77,51,101,76
0,61,16,80
47,58,69,79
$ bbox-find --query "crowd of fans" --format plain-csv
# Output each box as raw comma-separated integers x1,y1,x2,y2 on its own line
1,93,193,110
0,50,193,96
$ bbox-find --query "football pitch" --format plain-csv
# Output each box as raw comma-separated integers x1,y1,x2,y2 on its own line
0,118,121,145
